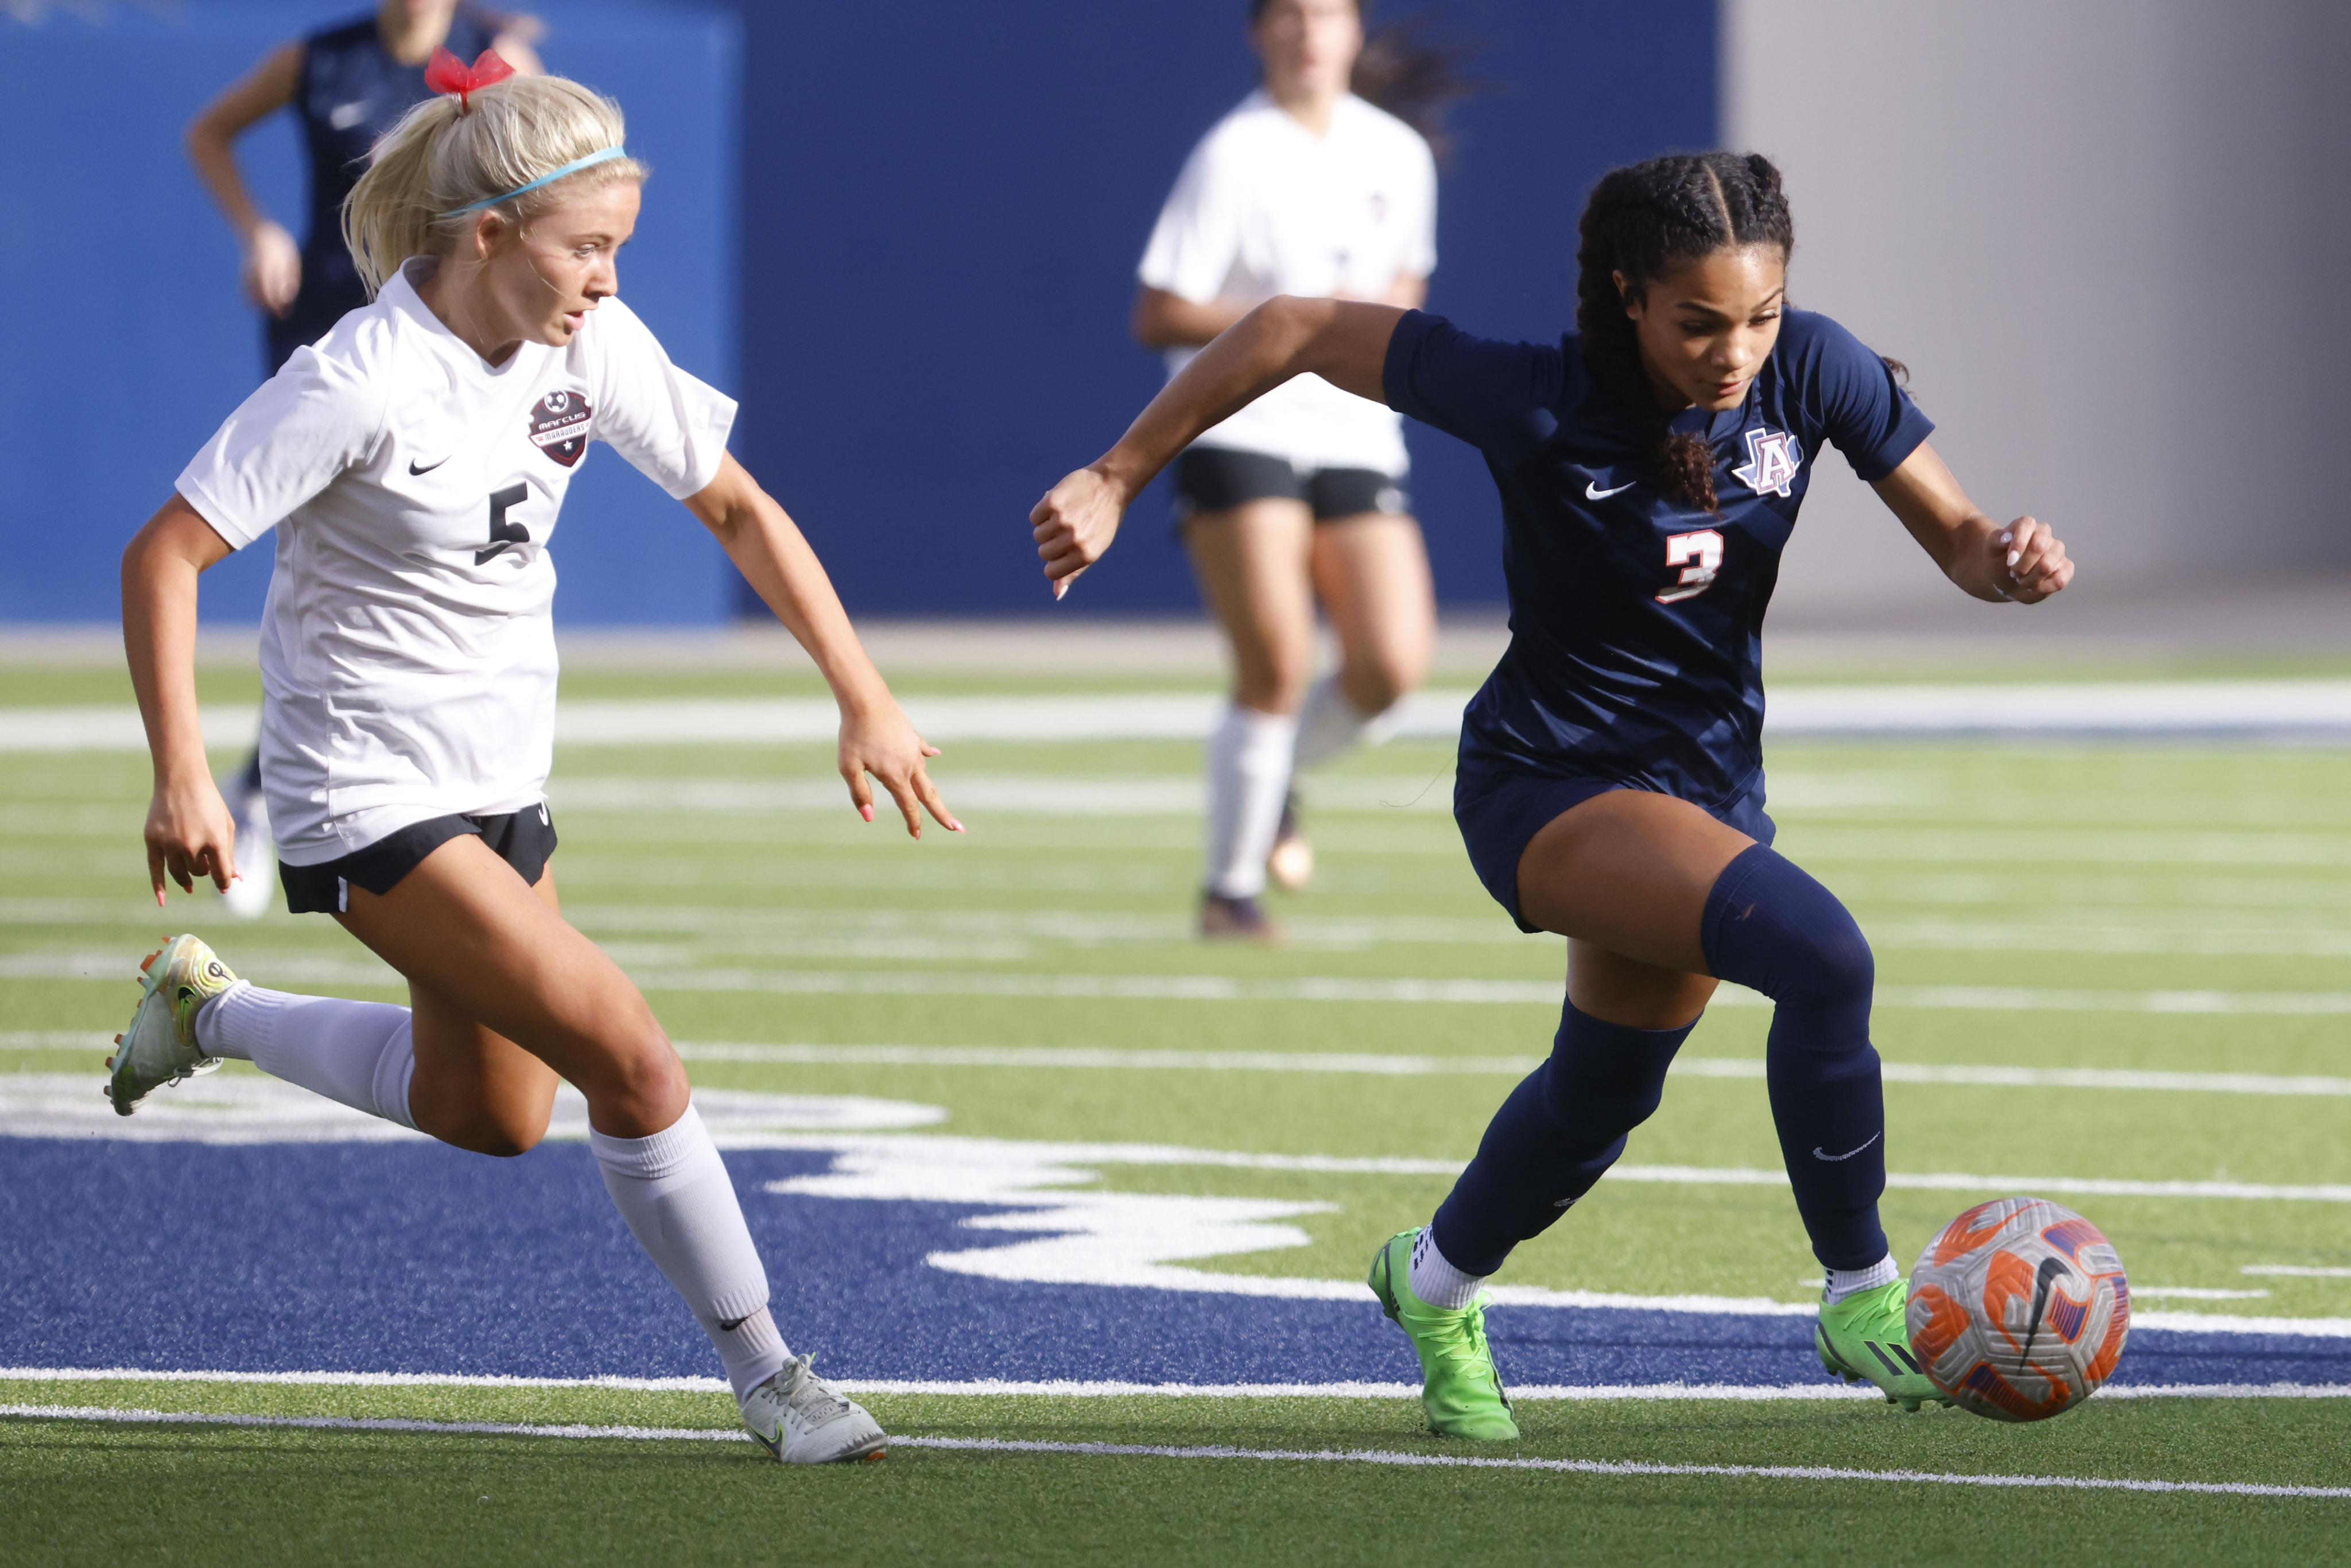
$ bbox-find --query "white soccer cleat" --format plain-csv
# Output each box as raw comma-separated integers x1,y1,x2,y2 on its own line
739,1355,887,1464
105,934,237,1116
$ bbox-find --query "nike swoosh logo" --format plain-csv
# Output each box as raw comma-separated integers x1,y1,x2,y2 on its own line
1585,479,1636,499
409,458,449,476
1813,1132,1881,1162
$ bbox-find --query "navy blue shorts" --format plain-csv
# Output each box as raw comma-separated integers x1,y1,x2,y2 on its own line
1454,767,1775,933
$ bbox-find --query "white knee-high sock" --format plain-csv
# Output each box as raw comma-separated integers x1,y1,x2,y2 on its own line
1204,704,1298,899
195,981,417,1129
1291,674,1387,773
589,1105,789,1401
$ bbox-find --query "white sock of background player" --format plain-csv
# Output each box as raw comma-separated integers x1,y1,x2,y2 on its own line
1202,703,1298,900
1290,672,1388,774
199,983,789,1400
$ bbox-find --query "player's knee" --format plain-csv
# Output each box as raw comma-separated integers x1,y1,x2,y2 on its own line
1796,911,1875,1009
443,1106,550,1159
588,1031,690,1127
1340,657,1414,717
1705,847,1873,1011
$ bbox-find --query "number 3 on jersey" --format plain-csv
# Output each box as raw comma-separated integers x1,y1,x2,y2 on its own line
1655,528,1724,604
476,483,530,565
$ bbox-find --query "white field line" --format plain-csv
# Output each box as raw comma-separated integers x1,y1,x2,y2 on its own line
0,1402,743,1443
3,1369,2346,1402
2246,1266,2351,1279
15,678,2351,754
6,1403,2347,1497
892,1435,2351,1498
666,1041,2351,1099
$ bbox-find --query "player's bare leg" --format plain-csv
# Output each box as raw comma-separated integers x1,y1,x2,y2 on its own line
1185,498,1314,938
1286,510,1434,888
169,835,887,1460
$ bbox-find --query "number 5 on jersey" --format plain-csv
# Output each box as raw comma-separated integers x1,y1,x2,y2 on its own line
1656,528,1724,604
476,483,530,565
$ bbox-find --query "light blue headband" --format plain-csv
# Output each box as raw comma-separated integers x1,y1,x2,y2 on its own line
442,146,630,218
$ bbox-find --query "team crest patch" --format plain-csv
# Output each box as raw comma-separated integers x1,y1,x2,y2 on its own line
527,389,592,468
1732,426,1802,498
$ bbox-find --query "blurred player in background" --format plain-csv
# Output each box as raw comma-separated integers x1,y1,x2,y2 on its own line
122,58,957,1462
185,0,542,916
1135,0,1468,940
1036,151,2072,1437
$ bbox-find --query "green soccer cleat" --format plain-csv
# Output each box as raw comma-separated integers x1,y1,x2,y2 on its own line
1815,1276,1956,1411
1368,1229,1520,1441
105,934,237,1116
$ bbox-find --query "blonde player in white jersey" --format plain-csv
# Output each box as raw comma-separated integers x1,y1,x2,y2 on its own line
112,53,956,1464
1134,0,1445,940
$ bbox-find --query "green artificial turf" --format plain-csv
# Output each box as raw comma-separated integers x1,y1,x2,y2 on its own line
4,665,2350,1563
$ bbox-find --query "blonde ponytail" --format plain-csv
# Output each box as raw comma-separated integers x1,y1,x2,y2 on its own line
342,74,646,296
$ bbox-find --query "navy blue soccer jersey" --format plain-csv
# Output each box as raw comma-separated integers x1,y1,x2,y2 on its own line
267,9,494,372
1383,307,1933,812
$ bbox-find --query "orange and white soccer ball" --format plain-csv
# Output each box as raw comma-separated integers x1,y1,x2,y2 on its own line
1906,1196,2130,1422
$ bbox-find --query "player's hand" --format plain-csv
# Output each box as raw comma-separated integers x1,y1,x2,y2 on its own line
145,770,239,903
1030,465,1128,600
838,700,962,840
1995,515,2072,603
242,222,301,319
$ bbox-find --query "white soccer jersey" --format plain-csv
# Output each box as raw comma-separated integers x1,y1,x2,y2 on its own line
175,259,735,866
1138,89,1437,476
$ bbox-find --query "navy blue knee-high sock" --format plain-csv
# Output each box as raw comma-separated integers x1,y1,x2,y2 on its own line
1701,843,1890,1271
1428,1001,1694,1278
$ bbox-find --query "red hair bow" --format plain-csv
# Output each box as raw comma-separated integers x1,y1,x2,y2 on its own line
424,46,515,111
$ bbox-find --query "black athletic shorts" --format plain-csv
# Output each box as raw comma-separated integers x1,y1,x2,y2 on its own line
280,805,557,915
1170,447,1409,524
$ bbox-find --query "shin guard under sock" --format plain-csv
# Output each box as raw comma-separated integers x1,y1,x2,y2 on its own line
196,981,417,1128
589,1105,789,1400
1429,1000,1695,1278
1701,844,1890,1271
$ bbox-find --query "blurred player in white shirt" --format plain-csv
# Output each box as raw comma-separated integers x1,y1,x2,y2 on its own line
1131,0,1456,940
115,57,955,1464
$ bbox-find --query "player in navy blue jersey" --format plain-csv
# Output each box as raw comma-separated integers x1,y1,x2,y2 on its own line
186,0,540,915
1033,152,2072,1438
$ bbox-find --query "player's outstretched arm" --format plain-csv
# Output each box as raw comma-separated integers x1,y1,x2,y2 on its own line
1870,441,2074,604
1031,297,1405,597
684,455,961,839
122,496,240,901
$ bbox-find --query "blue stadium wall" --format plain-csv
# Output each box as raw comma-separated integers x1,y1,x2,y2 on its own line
0,0,739,626
0,1,1713,625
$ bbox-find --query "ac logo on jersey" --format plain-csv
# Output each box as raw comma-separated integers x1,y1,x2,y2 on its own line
527,389,592,469
1731,426,1802,498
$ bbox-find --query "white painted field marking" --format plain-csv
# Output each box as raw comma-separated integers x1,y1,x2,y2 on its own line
670,1042,2351,1099
3,1368,2345,1401
14,678,2351,755
2245,1266,2351,1279
894,1435,2351,1497
0,1402,743,1443
21,944,2351,1018
0,1074,942,1146
742,1133,2351,1332
553,774,1457,818
7,1403,2349,1497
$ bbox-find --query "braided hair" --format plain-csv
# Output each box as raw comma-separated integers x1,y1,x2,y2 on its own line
1574,152,1793,515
